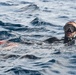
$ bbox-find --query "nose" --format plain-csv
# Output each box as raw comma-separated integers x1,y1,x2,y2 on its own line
66,27,72,33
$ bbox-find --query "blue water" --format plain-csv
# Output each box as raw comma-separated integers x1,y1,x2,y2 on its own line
0,0,76,75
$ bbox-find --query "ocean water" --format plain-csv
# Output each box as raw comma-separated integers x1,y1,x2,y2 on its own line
0,0,76,75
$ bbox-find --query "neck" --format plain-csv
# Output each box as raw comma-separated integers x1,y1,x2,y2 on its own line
64,36,75,45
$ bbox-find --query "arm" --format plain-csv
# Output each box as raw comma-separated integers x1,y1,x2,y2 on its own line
0,40,18,50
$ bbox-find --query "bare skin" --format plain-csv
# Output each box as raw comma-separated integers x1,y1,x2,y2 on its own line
0,40,6,45
0,40,18,50
65,31,76,38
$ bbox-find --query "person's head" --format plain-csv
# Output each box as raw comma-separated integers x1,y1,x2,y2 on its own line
64,21,76,44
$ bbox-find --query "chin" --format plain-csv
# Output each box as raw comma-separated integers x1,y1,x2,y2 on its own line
65,33,73,38
67,36,72,38
64,35,74,45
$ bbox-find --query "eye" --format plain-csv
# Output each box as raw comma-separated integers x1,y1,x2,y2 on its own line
64,24,76,33
67,28,74,32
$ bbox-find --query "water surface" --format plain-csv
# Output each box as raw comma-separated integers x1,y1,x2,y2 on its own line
0,0,76,75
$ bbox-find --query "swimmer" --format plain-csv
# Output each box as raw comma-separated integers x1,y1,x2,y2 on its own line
45,21,76,45
64,21,76,44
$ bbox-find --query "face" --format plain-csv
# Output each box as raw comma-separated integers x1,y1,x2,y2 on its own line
64,23,76,39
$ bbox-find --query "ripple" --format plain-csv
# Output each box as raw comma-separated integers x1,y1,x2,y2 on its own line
0,2,18,6
0,31,15,40
8,37,34,45
0,21,28,31
31,17,51,26
69,58,76,64
35,63,51,68
43,9,52,12
19,4,39,12
68,71,76,75
0,21,5,26
0,54,7,59
20,1,33,4
0,21,22,27
51,70,60,74
8,37,22,43
4,26,28,31
40,0,51,2
48,59,56,63
52,50,61,54
58,16,69,19
31,17,61,27
3,54,20,60
5,67,42,75
35,59,56,68
0,21,49,32
66,65,76,69
20,54,41,60
71,55,76,58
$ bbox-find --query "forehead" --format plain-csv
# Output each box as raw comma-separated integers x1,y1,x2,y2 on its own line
65,22,76,27
64,24,74,29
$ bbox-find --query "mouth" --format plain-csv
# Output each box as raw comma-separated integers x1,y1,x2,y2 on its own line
65,32,72,38
66,32,72,36
64,31,76,45
64,34,75,45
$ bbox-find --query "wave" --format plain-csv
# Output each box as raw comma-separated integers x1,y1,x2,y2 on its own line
31,17,62,27
3,54,20,59
0,20,48,32
0,2,18,6
5,67,42,75
20,1,33,4
0,31,15,40
20,54,41,59
0,21,28,31
40,0,52,2
19,4,39,12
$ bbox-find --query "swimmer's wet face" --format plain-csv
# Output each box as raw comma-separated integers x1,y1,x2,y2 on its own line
64,24,76,38
64,22,76,45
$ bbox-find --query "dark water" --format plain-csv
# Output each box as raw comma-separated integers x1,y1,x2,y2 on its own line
0,0,76,75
